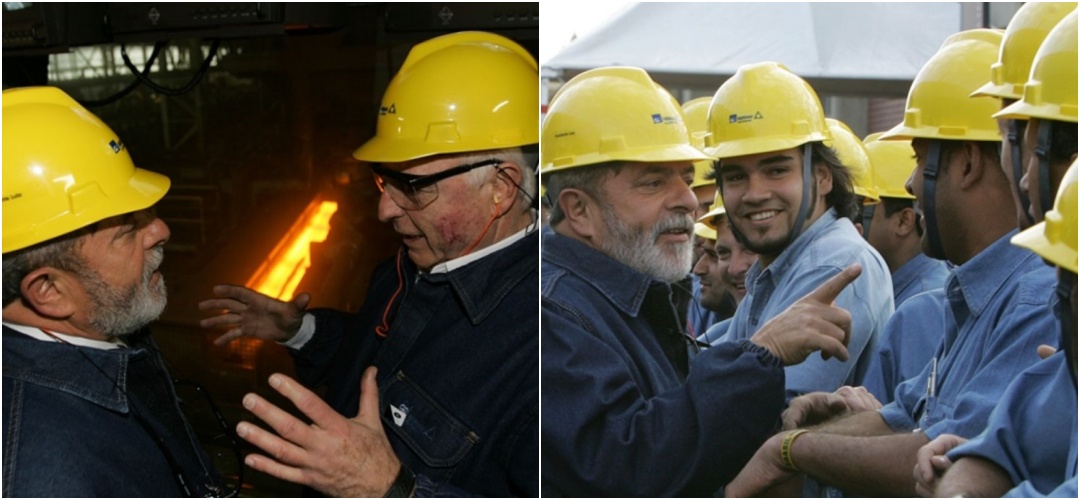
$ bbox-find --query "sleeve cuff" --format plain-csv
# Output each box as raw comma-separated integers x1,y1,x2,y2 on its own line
738,339,784,368
280,313,316,350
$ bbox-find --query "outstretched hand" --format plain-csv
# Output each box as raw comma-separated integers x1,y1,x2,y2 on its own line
198,284,310,345
750,264,862,365
236,367,401,497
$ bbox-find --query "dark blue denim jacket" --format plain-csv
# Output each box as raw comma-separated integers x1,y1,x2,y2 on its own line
3,327,224,497
541,230,786,496
292,231,538,497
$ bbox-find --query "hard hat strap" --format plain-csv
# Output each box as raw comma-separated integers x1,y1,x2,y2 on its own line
922,140,947,259
1007,120,1034,226
861,203,874,241
1035,120,1055,217
786,142,816,248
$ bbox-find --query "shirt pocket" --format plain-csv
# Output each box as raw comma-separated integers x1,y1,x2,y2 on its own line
380,370,479,468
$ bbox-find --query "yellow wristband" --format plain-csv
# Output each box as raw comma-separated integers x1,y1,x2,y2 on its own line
780,429,810,472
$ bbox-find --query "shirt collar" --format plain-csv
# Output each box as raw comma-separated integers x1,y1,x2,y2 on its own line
3,321,127,349
950,229,1031,317
429,217,537,275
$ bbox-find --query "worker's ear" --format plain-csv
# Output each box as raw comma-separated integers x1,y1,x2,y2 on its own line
895,206,917,238
557,188,603,240
19,267,78,320
491,161,524,214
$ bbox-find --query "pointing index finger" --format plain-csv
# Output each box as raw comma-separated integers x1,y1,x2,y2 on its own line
804,264,862,304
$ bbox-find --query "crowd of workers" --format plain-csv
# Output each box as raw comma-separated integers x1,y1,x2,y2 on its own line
2,3,1077,498
540,2,1077,497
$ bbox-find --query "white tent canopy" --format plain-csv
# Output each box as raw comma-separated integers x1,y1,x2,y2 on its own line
544,3,964,97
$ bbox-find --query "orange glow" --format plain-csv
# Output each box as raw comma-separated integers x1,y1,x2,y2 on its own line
246,199,339,301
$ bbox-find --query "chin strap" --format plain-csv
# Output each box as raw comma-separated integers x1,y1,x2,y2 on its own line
861,202,874,240
922,140,947,259
1008,120,1035,226
786,142,816,247
1034,120,1055,218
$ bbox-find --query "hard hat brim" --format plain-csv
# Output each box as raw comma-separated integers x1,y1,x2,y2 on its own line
1012,220,1078,273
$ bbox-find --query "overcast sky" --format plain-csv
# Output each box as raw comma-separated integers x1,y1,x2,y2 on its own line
540,1,632,65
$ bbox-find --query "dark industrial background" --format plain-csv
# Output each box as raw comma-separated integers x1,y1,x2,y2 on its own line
3,3,539,496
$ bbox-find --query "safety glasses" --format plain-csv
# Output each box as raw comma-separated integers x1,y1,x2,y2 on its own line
371,159,501,210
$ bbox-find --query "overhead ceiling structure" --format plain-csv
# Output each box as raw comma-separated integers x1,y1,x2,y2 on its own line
544,2,963,97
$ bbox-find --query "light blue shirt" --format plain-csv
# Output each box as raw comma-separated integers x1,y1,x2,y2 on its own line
879,230,1057,439
892,252,950,306
948,353,1077,497
720,209,894,400
860,290,945,403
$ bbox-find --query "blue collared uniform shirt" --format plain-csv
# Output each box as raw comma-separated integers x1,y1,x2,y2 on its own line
719,209,894,400
892,252,950,306
861,290,945,403
947,352,1077,497
879,231,1057,439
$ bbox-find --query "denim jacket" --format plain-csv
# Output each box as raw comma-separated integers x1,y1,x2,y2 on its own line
292,231,538,497
541,231,786,496
2,327,224,497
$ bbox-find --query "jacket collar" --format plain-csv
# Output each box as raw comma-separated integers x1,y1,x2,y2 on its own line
419,229,539,324
2,326,145,413
542,230,666,317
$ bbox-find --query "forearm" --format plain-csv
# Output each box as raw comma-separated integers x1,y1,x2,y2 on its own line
793,430,929,496
809,407,894,437
935,456,1013,498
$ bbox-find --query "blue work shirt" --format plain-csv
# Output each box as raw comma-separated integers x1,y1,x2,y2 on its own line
892,252,950,306
948,352,1077,497
687,274,722,337
720,208,894,400
541,231,788,497
860,289,945,403
879,231,1057,439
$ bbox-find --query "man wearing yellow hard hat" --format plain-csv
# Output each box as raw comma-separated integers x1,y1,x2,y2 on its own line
728,29,1058,498
540,65,857,496
199,32,539,497
2,87,227,496
700,62,893,401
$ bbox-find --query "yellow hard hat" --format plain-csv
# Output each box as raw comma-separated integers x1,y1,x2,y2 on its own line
995,11,1078,124
541,66,710,174
881,29,1004,143
704,62,830,159
682,96,715,188
353,31,538,163
697,190,727,231
693,222,717,242
972,2,1075,100
863,132,916,200
825,118,878,203
1012,160,1078,272
2,87,170,254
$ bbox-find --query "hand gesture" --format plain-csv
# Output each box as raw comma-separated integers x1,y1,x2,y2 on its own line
199,284,310,345
750,264,862,365
236,367,402,497
782,385,882,430
913,433,966,497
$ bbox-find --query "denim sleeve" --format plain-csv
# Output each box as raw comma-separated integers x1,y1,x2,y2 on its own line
541,303,785,497
861,291,945,404
878,360,933,432
1005,477,1078,498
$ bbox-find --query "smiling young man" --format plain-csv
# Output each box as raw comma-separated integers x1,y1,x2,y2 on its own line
2,87,226,497
540,66,863,497
199,32,539,497
701,62,893,401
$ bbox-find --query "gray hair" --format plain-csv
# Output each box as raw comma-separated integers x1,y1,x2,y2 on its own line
543,162,625,226
458,147,537,210
3,234,85,307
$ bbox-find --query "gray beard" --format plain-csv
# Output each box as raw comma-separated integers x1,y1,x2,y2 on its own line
78,247,167,338
598,206,694,283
